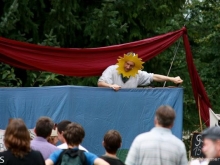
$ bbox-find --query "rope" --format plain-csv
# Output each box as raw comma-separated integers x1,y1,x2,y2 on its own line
163,39,181,87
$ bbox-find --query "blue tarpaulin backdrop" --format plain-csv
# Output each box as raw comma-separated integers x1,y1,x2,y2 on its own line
0,86,183,156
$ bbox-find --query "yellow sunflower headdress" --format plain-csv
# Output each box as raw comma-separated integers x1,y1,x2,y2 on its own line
116,52,144,78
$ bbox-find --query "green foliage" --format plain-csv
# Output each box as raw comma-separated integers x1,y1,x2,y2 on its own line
39,29,60,46
84,0,128,47
0,64,22,87
45,0,81,47
0,0,18,34
183,0,220,114
0,0,187,46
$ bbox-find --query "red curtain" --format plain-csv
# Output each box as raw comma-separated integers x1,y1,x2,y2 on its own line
182,29,211,126
0,27,211,125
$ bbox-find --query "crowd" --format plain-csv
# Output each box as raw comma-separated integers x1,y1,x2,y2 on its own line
0,106,219,165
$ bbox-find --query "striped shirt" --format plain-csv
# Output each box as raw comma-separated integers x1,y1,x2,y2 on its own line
125,127,188,165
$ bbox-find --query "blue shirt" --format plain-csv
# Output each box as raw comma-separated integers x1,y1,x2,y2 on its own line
49,147,98,165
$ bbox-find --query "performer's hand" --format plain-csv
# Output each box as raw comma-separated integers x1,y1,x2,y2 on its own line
109,84,121,91
172,76,183,84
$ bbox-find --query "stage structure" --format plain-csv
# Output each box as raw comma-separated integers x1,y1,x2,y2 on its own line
0,27,211,125
0,86,183,156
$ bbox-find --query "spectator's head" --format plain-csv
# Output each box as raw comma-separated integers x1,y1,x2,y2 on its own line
63,122,85,146
4,118,31,158
154,105,176,128
102,130,122,154
117,52,144,78
47,127,59,145
34,116,54,138
201,126,220,158
57,120,71,143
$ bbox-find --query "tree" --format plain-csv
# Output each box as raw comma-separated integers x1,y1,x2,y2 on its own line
0,0,186,87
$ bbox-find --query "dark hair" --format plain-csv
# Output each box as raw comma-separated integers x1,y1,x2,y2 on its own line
57,120,71,134
4,118,31,158
155,105,176,127
35,116,54,138
63,122,85,146
103,130,122,154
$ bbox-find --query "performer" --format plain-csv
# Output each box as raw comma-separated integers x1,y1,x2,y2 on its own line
98,52,183,91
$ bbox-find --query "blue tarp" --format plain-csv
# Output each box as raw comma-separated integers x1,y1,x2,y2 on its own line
0,86,183,156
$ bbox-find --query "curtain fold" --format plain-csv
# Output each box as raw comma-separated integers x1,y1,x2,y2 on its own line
0,28,184,76
182,29,211,126
0,27,211,126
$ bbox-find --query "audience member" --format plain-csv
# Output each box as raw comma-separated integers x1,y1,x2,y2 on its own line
57,120,88,151
100,130,125,165
31,116,59,160
45,122,109,165
125,105,188,165
201,126,220,165
0,118,45,165
47,127,59,145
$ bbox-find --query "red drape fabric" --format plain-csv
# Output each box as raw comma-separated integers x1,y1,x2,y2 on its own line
0,28,184,76
182,29,211,125
0,27,211,125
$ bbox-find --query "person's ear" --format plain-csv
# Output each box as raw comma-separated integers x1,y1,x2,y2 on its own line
216,140,220,151
102,141,105,147
154,117,158,125
34,128,36,135
168,123,174,129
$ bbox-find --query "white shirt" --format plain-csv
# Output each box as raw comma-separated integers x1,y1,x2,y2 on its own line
57,143,88,152
125,127,188,165
98,65,153,88
189,159,209,165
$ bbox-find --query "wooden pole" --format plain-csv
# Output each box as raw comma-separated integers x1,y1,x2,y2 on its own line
198,96,203,132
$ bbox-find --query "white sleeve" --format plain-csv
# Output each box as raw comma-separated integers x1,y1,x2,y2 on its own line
125,137,139,165
137,70,154,86
98,66,115,84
